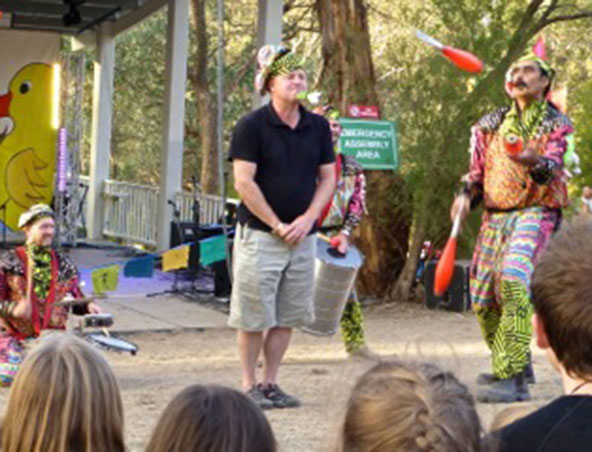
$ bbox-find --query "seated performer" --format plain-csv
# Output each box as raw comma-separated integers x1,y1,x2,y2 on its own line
314,105,375,359
0,204,101,386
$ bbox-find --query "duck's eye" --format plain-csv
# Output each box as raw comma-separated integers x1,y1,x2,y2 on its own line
20,81,32,95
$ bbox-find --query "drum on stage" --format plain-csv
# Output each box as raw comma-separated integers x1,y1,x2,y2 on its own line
301,237,364,336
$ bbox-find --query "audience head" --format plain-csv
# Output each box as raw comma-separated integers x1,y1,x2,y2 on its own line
337,360,481,452
489,404,538,432
531,216,592,379
146,384,277,452
1,334,124,452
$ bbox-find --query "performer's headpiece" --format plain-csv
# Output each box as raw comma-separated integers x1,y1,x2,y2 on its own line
313,104,340,120
18,204,54,229
505,41,555,97
255,45,304,95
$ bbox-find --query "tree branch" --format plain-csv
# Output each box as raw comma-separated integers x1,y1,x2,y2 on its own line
539,0,560,23
224,51,256,101
537,11,592,29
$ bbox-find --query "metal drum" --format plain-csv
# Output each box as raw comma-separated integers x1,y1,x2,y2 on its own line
301,237,364,336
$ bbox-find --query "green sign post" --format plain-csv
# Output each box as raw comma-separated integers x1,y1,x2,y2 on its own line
338,118,398,170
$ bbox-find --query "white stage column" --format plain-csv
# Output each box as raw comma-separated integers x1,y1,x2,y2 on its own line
87,25,115,240
157,0,190,251
252,0,283,108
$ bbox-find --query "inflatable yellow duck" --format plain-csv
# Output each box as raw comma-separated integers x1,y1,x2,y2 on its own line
0,63,57,230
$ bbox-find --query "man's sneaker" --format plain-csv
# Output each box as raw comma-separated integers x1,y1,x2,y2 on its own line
246,385,274,410
261,383,301,408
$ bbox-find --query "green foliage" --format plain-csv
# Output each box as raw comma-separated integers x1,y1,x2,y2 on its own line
368,0,592,256
79,1,260,188
112,11,167,184
74,0,592,265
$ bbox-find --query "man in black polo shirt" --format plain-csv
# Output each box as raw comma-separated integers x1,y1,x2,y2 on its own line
228,45,335,409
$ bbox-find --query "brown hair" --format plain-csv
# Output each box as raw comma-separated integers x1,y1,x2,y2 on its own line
146,384,276,452
1,334,125,452
531,216,592,379
337,361,481,452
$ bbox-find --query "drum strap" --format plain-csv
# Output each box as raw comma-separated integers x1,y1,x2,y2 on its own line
318,154,342,228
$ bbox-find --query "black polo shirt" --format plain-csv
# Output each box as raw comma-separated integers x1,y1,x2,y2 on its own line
229,102,335,232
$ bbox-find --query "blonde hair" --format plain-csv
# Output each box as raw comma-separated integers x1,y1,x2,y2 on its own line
1,334,125,452
337,361,481,452
146,384,276,452
489,404,537,432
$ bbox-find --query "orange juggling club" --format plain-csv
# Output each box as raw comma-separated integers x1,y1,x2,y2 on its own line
434,210,463,296
416,30,484,74
318,233,342,249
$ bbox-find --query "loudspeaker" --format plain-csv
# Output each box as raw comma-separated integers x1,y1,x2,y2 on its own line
424,260,471,312
169,222,200,248
212,256,232,297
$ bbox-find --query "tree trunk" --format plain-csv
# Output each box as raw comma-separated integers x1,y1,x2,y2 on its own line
190,0,218,195
316,0,411,298
389,212,427,302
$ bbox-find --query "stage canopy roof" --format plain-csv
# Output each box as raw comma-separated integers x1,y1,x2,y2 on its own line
0,0,146,35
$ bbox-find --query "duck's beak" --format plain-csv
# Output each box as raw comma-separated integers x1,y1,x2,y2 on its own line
0,92,12,117
0,92,14,139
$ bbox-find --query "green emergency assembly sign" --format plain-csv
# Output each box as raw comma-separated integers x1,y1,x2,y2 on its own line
338,118,398,170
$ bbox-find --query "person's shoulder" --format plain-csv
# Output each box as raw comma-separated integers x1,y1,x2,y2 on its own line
493,407,542,452
543,103,573,131
306,109,330,128
0,249,21,272
472,107,510,133
55,251,79,274
498,396,582,446
342,154,364,174
235,106,267,130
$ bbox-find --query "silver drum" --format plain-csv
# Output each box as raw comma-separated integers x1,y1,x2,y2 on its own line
301,236,364,336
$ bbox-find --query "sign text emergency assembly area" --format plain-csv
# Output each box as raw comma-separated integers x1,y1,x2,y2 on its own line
338,118,398,170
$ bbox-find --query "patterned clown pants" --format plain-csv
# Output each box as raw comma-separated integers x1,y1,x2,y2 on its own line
470,207,558,379
340,289,366,353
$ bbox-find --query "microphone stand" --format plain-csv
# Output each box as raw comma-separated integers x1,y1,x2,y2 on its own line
190,176,212,295
147,200,185,298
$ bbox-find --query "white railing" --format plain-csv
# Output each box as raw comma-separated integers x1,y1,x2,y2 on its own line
77,176,234,247
103,179,160,246
174,191,227,224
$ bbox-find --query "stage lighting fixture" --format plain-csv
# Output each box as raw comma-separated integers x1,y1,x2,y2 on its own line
63,0,85,27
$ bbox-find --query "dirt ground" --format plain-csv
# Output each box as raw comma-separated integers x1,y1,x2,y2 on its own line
0,302,562,452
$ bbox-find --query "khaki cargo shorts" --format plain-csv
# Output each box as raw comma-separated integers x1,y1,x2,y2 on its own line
228,223,316,331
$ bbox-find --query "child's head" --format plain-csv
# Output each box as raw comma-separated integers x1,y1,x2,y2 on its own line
489,404,538,432
531,216,592,379
1,334,124,452
337,360,481,452
146,384,277,452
